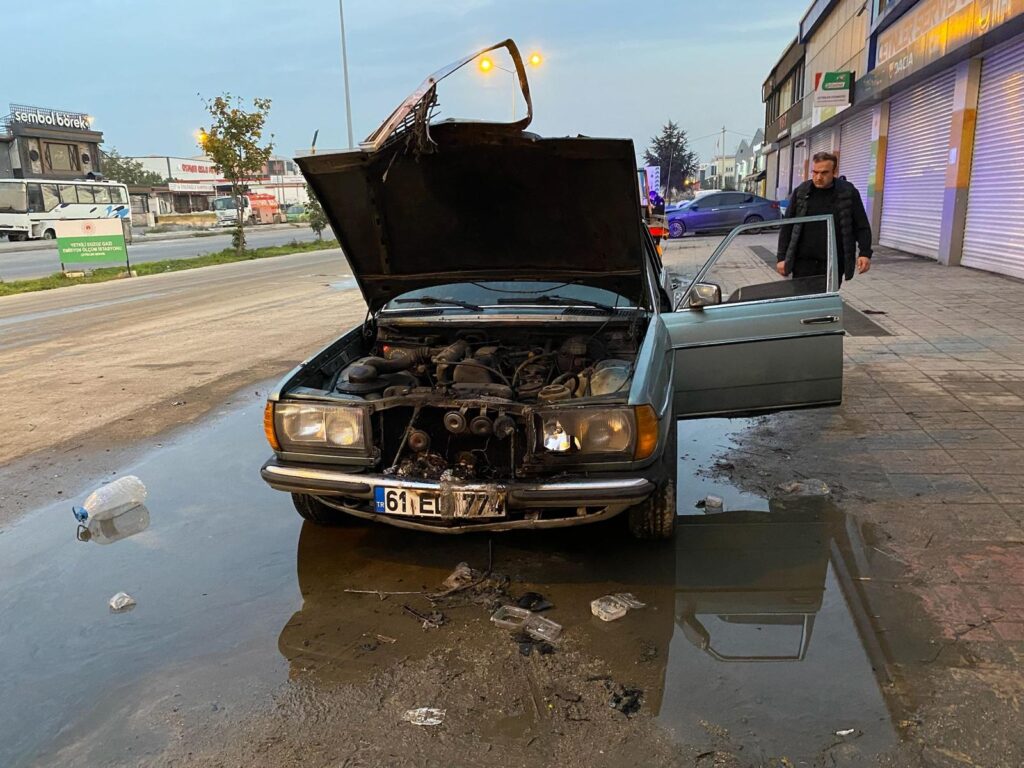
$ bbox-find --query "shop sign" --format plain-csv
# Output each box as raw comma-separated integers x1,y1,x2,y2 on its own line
814,71,853,107
10,105,92,131
56,219,128,265
168,182,215,193
873,0,1024,90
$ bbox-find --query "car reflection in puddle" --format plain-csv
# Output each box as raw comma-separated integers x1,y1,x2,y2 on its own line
279,487,899,760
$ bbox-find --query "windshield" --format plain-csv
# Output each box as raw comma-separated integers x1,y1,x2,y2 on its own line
213,196,247,210
383,281,639,311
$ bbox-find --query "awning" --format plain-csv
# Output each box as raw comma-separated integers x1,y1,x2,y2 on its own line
743,170,767,183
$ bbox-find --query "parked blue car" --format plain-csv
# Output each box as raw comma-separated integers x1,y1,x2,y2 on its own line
667,192,781,238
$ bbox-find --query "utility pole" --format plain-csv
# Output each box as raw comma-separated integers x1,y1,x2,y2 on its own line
720,125,726,188
339,0,354,149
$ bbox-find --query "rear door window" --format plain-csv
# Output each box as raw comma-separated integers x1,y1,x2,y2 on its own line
721,193,748,207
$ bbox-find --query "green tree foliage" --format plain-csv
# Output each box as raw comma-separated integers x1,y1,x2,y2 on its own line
199,94,274,254
643,121,698,198
304,183,329,240
100,149,164,186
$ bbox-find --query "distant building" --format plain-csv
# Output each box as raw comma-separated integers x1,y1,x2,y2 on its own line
0,104,103,180
760,0,1024,277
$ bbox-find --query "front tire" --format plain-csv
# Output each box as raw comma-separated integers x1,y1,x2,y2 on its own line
669,220,685,239
291,493,352,526
627,427,677,540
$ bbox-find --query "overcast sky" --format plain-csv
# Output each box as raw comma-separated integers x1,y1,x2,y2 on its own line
1,0,809,163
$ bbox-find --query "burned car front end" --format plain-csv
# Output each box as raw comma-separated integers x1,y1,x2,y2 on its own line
260,40,676,538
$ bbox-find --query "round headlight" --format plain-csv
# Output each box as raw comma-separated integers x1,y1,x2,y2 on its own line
325,409,362,447
580,412,633,453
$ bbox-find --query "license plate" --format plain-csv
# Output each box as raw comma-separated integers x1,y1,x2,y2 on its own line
374,487,506,518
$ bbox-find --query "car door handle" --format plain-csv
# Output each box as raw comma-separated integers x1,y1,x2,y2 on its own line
801,315,839,325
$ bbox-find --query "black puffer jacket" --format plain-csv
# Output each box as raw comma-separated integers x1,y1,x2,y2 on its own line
776,177,872,280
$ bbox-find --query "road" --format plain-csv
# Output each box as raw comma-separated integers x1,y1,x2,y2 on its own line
0,225,321,281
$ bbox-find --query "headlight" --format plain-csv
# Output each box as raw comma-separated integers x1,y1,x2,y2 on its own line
540,408,637,457
273,402,368,452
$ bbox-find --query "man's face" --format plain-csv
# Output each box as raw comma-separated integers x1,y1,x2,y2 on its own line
811,160,836,188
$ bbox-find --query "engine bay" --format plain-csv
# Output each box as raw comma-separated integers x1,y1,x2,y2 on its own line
312,320,645,482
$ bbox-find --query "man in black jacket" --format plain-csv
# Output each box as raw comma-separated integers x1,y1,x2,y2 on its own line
776,151,872,286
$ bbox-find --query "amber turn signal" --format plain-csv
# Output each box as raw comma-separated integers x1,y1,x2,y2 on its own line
633,404,658,461
263,401,281,451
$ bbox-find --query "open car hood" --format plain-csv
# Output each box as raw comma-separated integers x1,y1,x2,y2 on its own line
296,40,646,313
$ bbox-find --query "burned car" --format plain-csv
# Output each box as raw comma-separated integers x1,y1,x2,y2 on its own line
260,41,846,539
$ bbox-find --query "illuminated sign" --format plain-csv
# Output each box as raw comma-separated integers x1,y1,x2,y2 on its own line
10,105,92,131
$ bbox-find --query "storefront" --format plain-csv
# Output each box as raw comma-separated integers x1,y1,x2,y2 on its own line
962,35,1024,279
877,71,956,258
837,110,873,214
0,104,103,180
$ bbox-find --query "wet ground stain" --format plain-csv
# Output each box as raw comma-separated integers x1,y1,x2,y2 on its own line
0,407,911,766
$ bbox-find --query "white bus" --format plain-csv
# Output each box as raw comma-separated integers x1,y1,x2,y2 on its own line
0,178,131,241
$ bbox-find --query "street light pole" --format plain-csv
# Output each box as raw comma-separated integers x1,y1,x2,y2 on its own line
339,0,354,149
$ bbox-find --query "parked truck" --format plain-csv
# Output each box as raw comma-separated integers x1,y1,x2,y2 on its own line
212,193,283,227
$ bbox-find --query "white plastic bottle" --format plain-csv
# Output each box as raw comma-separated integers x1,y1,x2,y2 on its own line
72,476,147,523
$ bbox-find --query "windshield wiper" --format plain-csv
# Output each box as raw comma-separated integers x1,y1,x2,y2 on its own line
497,294,619,313
393,296,484,311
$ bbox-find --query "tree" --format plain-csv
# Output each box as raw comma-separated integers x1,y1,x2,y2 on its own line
304,183,329,240
643,121,698,199
100,149,164,186
199,94,274,254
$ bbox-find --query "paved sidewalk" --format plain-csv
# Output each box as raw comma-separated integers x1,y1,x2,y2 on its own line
662,235,1024,766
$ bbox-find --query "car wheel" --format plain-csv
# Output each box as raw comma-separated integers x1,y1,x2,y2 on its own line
291,493,353,526
627,427,677,540
42,229,56,240
669,220,685,239
743,215,764,234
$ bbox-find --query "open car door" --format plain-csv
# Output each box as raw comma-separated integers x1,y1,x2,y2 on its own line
662,215,844,418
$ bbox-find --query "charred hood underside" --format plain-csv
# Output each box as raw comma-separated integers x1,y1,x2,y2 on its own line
298,125,646,312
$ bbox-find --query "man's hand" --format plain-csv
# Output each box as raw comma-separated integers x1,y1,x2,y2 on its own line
775,261,787,276
857,256,871,274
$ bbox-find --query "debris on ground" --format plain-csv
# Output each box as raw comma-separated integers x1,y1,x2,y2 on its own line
514,630,556,657
402,604,446,629
516,591,553,612
402,707,445,726
607,683,644,717
440,562,475,591
490,604,562,644
73,475,147,523
775,478,830,497
704,494,725,513
76,504,151,545
590,593,646,622
108,591,137,613
835,728,861,737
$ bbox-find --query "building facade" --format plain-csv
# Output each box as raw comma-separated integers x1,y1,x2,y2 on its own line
762,0,1024,279
0,104,103,180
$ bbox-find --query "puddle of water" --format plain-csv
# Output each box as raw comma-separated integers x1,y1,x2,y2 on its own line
0,403,901,766
677,418,770,514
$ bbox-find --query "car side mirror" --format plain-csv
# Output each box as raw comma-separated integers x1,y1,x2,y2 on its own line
688,282,722,309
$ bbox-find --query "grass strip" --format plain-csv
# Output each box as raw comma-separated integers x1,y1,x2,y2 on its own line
0,238,338,297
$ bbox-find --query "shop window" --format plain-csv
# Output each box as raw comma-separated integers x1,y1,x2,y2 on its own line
59,184,78,204
77,186,95,204
27,183,45,213
41,183,60,211
45,142,80,172
110,187,127,204
93,186,111,204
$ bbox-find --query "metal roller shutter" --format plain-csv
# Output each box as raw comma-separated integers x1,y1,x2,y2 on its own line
838,111,873,209
792,141,808,189
766,151,779,200
963,37,1024,278
777,144,792,199
810,129,833,159
879,70,956,258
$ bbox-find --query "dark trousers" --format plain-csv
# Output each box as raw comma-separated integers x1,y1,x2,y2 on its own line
791,257,843,290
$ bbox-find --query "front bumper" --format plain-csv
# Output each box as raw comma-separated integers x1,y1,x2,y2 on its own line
260,457,656,532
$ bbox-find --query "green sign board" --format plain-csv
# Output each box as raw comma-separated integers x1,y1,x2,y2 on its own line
56,220,129,266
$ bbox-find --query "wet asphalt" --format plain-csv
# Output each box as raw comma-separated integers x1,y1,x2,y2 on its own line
0,400,902,766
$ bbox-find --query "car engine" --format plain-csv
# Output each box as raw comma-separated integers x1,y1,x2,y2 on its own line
324,323,642,481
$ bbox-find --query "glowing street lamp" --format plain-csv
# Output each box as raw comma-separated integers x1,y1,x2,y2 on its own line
476,51,543,120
